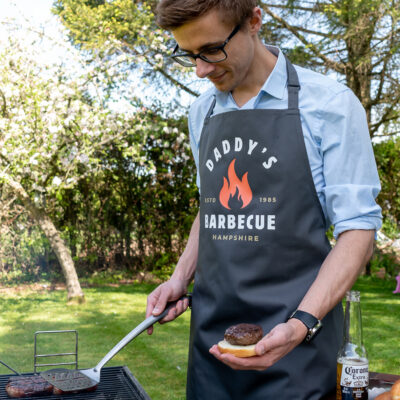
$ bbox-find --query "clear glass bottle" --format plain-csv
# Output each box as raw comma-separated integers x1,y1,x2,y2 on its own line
336,290,369,400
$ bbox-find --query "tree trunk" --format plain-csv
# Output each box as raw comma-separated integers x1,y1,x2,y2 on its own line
3,175,85,303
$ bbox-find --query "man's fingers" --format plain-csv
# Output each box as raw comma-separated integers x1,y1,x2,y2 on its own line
146,289,160,335
147,292,189,331
255,342,267,356
255,329,285,355
255,334,275,356
176,299,184,315
145,282,189,335
152,289,172,316
183,297,189,310
209,345,266,371
175,298,188,315
146,287,161,317
160,297,190,323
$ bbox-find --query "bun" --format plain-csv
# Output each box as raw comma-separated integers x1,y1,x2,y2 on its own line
375,391,392,400
391,379,400,400
217,340,257,358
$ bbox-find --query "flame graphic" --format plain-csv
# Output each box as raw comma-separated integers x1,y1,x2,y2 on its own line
219,159,252,210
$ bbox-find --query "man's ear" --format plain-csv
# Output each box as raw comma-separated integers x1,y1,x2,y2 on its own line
248,6,262,35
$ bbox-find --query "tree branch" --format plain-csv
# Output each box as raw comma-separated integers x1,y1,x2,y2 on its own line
119,39,200,98
153,64,200,98
370,102,400,136
288,25,337,39
373,130,400,138
261,4,346,73
261,2,328,13
369,20,397,108
0,88,8,117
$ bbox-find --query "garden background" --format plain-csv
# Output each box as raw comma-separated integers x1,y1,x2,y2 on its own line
0,0,399,396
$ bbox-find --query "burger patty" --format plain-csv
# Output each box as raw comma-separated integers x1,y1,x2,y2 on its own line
224,323,263,346
5,375,98,398
6,375,53,398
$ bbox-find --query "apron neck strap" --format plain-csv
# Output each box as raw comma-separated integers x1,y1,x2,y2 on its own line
285,55,300,109
205,95,217,122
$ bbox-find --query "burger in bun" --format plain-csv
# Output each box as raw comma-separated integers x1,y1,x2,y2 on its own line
217,323,263,358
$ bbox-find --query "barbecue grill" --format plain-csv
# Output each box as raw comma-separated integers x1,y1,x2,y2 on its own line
0,366,151,400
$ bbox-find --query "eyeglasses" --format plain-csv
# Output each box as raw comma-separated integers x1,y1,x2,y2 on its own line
170,24,241,67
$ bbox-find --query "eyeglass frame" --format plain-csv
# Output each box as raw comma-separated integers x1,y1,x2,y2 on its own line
170,24,241,67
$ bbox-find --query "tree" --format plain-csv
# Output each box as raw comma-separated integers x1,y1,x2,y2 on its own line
374,137,400,225
53,103,198,277
260,0,400,138
50,0,201,277
1,20,199,286
0,32,140,301
52,0,200,100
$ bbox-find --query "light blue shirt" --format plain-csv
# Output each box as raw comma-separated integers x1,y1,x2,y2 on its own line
188,46,382,238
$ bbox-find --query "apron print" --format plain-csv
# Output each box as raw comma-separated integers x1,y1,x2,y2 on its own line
219,159,252,210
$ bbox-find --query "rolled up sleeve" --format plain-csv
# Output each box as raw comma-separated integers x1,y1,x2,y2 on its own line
319,89,382,238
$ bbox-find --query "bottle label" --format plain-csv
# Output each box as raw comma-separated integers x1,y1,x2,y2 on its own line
337,362,369,400
340,364,369,387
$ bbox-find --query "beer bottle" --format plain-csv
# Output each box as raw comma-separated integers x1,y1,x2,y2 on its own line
336,290,369,400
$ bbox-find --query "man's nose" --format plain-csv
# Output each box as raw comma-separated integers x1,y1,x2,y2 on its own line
195,58,216,79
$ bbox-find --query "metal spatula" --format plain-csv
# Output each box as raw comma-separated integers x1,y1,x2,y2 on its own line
40,295,191,392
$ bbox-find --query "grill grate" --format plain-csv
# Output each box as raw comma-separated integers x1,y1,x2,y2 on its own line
0,366,150,400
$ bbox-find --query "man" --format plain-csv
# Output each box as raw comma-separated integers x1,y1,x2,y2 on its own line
146,1,382,399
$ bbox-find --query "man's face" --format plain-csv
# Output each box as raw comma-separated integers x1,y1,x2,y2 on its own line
172,10,255,92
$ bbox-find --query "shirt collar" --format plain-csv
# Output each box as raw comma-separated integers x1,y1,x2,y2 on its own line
261,45,287,100
214,45,287,104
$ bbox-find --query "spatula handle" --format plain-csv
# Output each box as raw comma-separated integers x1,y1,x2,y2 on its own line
94,294,191,372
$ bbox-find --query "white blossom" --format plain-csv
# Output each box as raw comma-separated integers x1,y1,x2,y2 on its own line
52,177,62,186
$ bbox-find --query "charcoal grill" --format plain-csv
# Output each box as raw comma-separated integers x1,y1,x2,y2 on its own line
0,366,151,400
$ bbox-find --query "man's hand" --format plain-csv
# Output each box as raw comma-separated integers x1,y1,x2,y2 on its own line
209,319,307,371
146,279,189,335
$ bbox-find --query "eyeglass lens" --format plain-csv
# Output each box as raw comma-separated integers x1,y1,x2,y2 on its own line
175,49,227,66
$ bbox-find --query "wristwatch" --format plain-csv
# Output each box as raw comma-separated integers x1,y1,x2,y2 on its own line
289,309,323,343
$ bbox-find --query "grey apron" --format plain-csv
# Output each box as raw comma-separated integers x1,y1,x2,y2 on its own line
187,57,343,400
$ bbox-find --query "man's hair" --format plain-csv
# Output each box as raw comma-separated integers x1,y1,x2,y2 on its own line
155,0,258,30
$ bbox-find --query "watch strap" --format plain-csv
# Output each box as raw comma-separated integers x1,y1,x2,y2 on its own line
289,310,318,330
289,309,322,342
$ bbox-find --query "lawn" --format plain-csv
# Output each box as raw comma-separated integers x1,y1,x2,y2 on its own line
352,276,400,375
0,277,399,399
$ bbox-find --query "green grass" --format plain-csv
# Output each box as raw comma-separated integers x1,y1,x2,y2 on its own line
353,277,400,375
0,277,399,399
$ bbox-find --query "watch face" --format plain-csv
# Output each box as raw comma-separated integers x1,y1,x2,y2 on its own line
305,321,323,342
289,310,322,342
